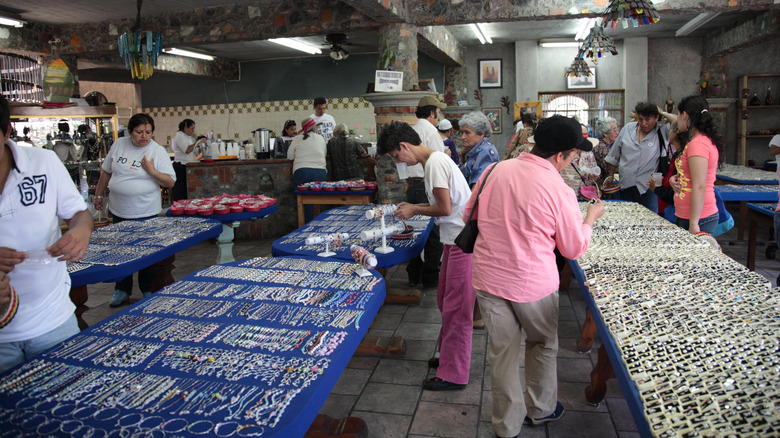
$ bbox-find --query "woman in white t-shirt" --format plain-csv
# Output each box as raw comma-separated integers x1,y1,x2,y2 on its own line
171,119,205,201
378,121,474,392
94,113,176,307
287,117,326,223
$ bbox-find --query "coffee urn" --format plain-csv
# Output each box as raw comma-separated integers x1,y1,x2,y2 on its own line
253,129,271,159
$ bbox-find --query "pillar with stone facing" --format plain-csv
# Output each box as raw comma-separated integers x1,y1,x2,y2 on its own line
378,24,419,92
363,91,441,204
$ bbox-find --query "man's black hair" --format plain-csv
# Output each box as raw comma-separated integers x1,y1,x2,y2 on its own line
634,102,660,118
377,121,422,156
415,105,438,120
313,97,326,106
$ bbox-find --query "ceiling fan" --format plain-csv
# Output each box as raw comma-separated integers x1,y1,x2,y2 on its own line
324,33,352,61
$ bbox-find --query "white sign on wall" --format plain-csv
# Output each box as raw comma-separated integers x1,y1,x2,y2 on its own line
375,70,404,92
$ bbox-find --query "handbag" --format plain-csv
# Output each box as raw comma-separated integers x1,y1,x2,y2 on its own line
455,162,498,253
655,126,672,176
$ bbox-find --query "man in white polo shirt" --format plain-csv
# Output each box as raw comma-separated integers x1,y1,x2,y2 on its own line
408,95,447,289
0,95,93,373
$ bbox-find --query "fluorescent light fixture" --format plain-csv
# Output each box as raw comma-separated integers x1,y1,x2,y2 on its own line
162,48,214,61
268,38,322,55
675,12,721,37
476,23,492,44
539,39,581,48
470,23,485,44
0,16,24,28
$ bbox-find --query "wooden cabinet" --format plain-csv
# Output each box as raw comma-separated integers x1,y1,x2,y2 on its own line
737,74,779,165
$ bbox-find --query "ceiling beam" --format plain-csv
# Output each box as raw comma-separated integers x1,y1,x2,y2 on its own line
54,0,379,56
344,0,779,25
78,53,240,81
418,26,463,67
704,9,780,57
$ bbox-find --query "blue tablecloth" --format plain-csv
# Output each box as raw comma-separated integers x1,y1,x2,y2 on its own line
748,202,777,217
0,256,386,438
165,203,277,223
272,205,434,268
293,189,376,196
69,217,223,287
715,184,779,202
716,175,778,185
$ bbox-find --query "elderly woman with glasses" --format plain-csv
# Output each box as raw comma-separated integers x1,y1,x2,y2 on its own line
593,116,618,179
274,120,297,158
459,111,499,188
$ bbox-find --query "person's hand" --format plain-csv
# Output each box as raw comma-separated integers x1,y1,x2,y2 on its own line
93,196,104,211
0,271,10,306
0,247,26,273
585,198,605,224
689,222,700,235
395,202,416,220
670,174,681,194
194,152,203,161
47,226,91,263
141,155,156,174
647,177,656,191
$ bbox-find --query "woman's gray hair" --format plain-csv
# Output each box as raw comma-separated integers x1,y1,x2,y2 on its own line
333,123,349,137
459,111,492,138
595,116,617,139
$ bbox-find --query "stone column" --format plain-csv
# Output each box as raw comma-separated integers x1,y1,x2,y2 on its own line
443,65,468,107
378,24,419,91
362,91,439,204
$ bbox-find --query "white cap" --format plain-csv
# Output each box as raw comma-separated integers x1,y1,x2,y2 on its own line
437,119,453,131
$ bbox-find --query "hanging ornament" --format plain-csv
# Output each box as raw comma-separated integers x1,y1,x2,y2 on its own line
565,57,592,78
117,0,163,80
600,0,660,30
578,26,618,64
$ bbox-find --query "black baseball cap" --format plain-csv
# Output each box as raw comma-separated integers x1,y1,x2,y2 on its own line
534,115,593,153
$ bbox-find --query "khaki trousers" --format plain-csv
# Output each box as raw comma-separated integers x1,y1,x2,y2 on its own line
475,289,559,438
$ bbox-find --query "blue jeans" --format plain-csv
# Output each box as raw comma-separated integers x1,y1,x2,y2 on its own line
293,168,327,223
619,186,658,214
676,212,719,235
0,314,80,373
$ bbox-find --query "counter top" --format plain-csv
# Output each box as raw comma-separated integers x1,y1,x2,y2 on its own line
187,158,291,167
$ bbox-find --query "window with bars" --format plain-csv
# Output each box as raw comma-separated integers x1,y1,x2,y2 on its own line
538,90,625,129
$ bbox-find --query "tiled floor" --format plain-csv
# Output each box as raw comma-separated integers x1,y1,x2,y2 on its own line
79,219,779,438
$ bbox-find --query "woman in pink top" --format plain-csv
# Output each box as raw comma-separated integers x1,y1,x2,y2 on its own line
669,95,724,234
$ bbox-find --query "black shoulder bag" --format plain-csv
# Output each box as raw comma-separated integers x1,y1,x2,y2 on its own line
655,126,672,176
454,162,498,253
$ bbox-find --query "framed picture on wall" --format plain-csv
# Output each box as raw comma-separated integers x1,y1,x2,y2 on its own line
566,68,597,89
482,108,502,134
478,59,502,88
513,100,543,123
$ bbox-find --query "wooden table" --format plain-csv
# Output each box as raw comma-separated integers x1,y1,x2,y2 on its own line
746,202,777,270
295,189,376,227
715,185,777,240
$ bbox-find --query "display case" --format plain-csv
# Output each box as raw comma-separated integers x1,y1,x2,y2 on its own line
9,105,119,197
737,74,779,165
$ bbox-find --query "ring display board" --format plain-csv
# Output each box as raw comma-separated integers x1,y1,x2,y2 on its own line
0,256,386,437
715,184,779,202
716,163,778,185
272,205,434,269
570,201,779,437
68,216,223,286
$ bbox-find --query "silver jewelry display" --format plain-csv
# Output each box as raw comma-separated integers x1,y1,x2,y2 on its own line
576,201,780,437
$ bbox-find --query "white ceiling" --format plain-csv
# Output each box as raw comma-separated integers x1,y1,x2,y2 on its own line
0,0,764,62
